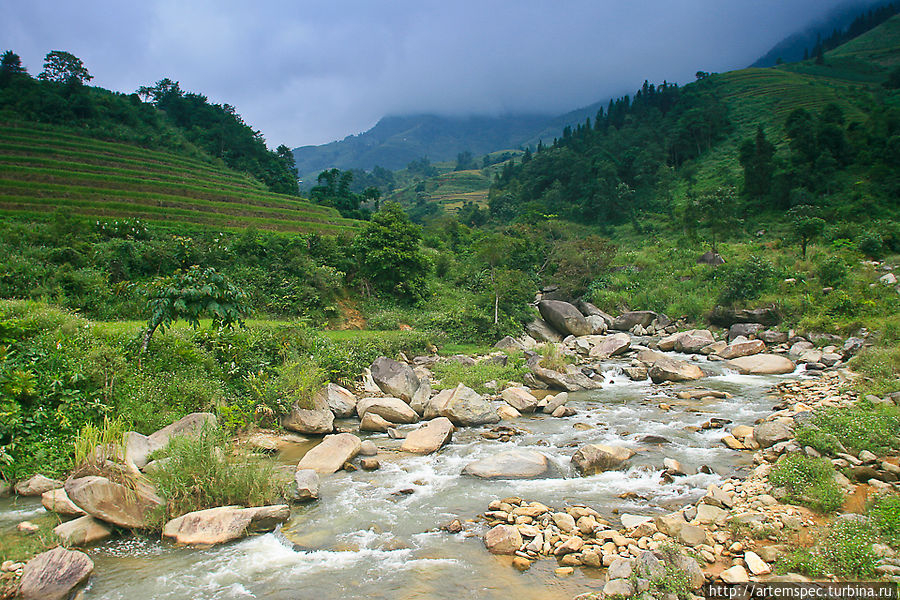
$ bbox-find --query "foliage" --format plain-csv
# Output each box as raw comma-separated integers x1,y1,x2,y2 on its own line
817,255,849,288
538,344,569,373
851,343,900,397
769,453,844,513
430,354,528,394
72,416,127,472
37,51,92,85
147,425,285,520
224,360,324,430
869,493,900,547
715,255,778,305
795,403,900,456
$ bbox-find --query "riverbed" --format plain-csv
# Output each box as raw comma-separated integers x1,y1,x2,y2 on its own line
0,355,807,599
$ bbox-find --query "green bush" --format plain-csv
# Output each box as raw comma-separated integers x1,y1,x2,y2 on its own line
817,255,848,288
769,453,844,513
869,494,900,547
796,404,900,456
819,520,878,578
147,425,285,521
851,345,900,397
222,359,323,430
430,354,528,394
716,255,778,305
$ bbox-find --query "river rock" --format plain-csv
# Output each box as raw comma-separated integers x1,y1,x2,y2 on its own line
677,524,707,546
359,412,392,432
585,315,608,334
296,433,362,474
14,474,63,496
484,524,522,554
744,550,771,575
671,553,705,589
439,383,499,426
282,391,335,435
589,333,631,358
53,515,113,546
542,392,569,414
717,339,766,360
528,356,602,391
658,330,709,352
525,319,563,343
538,300,592,337
41,488,85,516
292,469,319,501
654,511,687,536
576,301,614,324
494,336,524,350
497,405,520,419
370,356,420,402
400,417,454,454
571,444,636,475
728,323,765,341
674,330,715,353
316,383,357,418
162,504,290,546
0,479,10,498
124,432,160,469
720,565,749,583
463,449,549,479
603,579,635,597
149,412,217,447
725,354,796,375
753,419,793,448
612,311,658,331
19,546,93,600
623,366,648,380
64,476,163,529
500,387,539,413
648,356,704,383
409,379,433,415
356,397,419,424
709,307,779,327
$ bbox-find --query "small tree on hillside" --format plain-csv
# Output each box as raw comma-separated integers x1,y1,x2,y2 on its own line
696,186,741,253
38,51,92,85
0,51,28,87
142,266,249,354
788,205,826,259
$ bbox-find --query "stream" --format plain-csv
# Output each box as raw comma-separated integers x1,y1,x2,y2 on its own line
0,354,807,599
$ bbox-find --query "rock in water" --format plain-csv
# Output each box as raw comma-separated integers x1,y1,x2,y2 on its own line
648,356,704,383
589,333,631,358
281,391,335,435
463,449,549,479
572,444,636,475
400,417,454,454
500,387,539,413
370,356,420,402
359,412,392,432
439,383,499,426
717,339,766,360
316,383,357,418
14,474,63,496
41,488,85,516
538,300,591,337
64,476,163,529
296,433,362,474
356,397,419,424
19,546,93,600
162,505,290,546
726,354,795,375
292,469,320,501
53,516,113,546
483,524,522,554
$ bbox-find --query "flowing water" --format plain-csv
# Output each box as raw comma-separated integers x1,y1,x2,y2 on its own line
0,354,807,599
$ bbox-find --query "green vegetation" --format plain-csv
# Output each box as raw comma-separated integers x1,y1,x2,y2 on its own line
869,493,900,547
778,519,879,579
430,354,528,394
795,403,900,456
769,453,845,513
147,425,285,520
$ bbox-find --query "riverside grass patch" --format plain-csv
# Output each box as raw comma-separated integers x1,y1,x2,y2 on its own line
778,519,879,579
795,403,900,456
430,353,529,394
769,453,845,513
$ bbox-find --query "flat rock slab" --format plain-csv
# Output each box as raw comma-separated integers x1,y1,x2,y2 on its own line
163,504,290,546
19,546,93,600
53,515,113,546
400,417,454,454
14,474,63,496
726,354,795,375
296,433,361,474
64,476,163,529
463,449,549,479
356,397,419,424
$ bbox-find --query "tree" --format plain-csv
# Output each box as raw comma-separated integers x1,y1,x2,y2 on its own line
788,205,825,259
0,51,28,87
351,203,430,302
142,266,249,354
38,51,92,85
696,186,740,252
739,125,776,200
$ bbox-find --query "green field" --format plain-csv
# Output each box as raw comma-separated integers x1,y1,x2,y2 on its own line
0,122,359,233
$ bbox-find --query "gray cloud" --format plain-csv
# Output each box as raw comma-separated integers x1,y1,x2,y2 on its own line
2,0,867,147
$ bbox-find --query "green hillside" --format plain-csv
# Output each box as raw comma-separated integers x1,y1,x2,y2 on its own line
0,122,357,234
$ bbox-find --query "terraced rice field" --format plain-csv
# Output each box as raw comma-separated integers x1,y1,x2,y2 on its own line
0,123,359,234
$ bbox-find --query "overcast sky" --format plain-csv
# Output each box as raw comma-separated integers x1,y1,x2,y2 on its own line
3,1,869,148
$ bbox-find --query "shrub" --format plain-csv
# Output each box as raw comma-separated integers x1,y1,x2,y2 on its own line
769,453,844,513
430,354,528,394
851,345,900,397
819,519,878,578
869,494,900,547
147,425,285,521
538,344,568,373
716,256,777,305
796,404,900,455
817,255,848,288
225,359,323,430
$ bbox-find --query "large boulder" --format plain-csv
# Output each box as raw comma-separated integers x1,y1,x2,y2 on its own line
728,323,765,341
648,356,704,383
484,524,522,554
611,311,659,331
726,354,795,375
281,391,335,435
717,339,766,360
421,387,454,420
753,419,793,448
356,397,419,424
53,515,113,546
538,300,591,337
296,433,362,474
572,444,636,475
41,488,85,516
500,387,539,413
525,319,563,343
316,383,357,419
709,306,779,327
124,432,160,469
19,546,93,600
589,333,631,358
359,412,392,432
439,383,499,427
162,505,290,546
148,412,217,447
463,449,549,479
370,356,420,402
14,474,63,497
527,356,603,392
575,301,614,327
64,476,163,529
400,417,454,454
673,330,715,354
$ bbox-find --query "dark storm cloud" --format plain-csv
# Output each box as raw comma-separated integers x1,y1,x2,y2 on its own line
2,0,867,147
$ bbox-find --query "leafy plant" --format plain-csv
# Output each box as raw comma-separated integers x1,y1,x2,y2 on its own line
716,255,778,305
769,453,844,513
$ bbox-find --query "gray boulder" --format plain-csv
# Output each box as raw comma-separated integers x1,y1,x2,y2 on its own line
576,301,614,326
572,444,636,475
400,417,454,454
162,505,290,546
538,300,591,337
648,356,704,383
370,356,420,402
292,469,319,501
439,383,499,426
709,306,779,327
41,488,85,517
356,397,419,424
589,333,631,358
674,330,715,354
296,433,361,474
494,336,524,351
281,391,335,435
728,323,764,341
525,319,563,343
585,315,609,334
611,311,659,331
14,474,63,497
149,412,217,447
19,546,93,600
463,449,549,479
316,383,357,418
718,339,766,360
53,515,113,547
64,476,163,529
500,387,539,413
754,419,793,448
